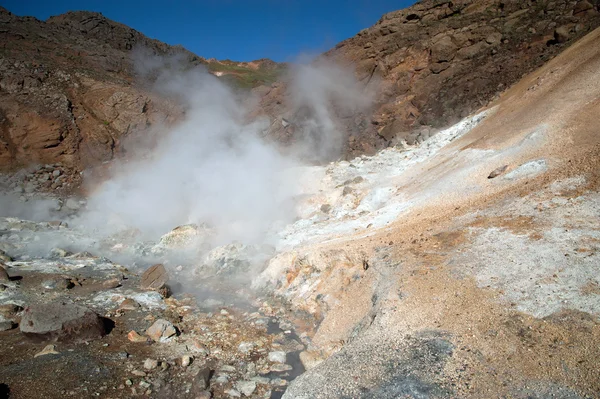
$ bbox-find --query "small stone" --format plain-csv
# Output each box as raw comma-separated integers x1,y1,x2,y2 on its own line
270,363,292,372
144,358,158,370
102,278,121,289
34,344,60,358
235,381,256,396
195,391,212,399
0,320,17,331
65,198,81,211
52,169,61,177
226,389,241,398
0,266,9,282
50,248,70,257
214,374,229,384
146,319,177,342
139,380,151,389
267,351,286,363
127,330,148,343
119,298,141,311
131,370,147,377
140,264,169,291
488,165,508,179
238,342,254,353
0,284,6,292
320,204,332,213
194,367,212,390
181,355,192,367
125,379,133,386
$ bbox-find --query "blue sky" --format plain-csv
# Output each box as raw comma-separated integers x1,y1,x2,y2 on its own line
2,0,415,62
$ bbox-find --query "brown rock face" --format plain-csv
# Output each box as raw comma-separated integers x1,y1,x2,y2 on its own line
259,0,600,159
2,1,600,170
0,8,280,176
19,303,108,342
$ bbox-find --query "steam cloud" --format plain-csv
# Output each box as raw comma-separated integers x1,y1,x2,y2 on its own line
77,52,370,250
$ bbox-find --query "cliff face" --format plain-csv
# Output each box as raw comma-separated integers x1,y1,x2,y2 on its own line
259,0,600,158
0,8,281,172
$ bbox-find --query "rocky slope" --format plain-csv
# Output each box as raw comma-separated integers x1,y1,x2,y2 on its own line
2,2,600,399
0,7,282,173
260,0,600,158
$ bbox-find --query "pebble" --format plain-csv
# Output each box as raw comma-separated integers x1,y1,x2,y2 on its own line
127,330,148,343
65,198,81,211
131,370,147,377
118,298,141,311
181,355,192,367
238,342,254,353
270,363,292,372
34,344,60,358
144,358,158,370
125,380,133,386
52,169,61,177
267,351,287,363
102,278,121,289
235,381,256,396
139,380,151,389
226,389,241,398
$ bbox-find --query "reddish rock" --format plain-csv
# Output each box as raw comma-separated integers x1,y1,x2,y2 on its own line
102,278,121,289
146,319,177,342
20,303,108,342
140,264,169,291
127,330,148,343
118,298,141,311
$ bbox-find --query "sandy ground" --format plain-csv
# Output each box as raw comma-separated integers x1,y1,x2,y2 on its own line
272,27,600,398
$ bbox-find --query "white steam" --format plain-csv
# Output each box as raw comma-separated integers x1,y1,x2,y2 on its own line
78,52,368,249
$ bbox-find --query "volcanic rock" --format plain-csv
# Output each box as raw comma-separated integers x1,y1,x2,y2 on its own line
140,263,169,290
20,303,108,342
146,318,177,342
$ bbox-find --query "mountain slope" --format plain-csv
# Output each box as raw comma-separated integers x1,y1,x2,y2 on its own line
0,8,282,173
260,0,600,158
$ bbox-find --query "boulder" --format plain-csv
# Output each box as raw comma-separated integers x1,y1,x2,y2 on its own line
140,263,169,290
20,303,108,342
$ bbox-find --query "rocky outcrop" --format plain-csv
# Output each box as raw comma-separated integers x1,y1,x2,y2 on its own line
0,7,281,174
259,0,600,158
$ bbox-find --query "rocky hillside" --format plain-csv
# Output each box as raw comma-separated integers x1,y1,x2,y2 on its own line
261,0,600,157
0,8,282,173
2,1,600,175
